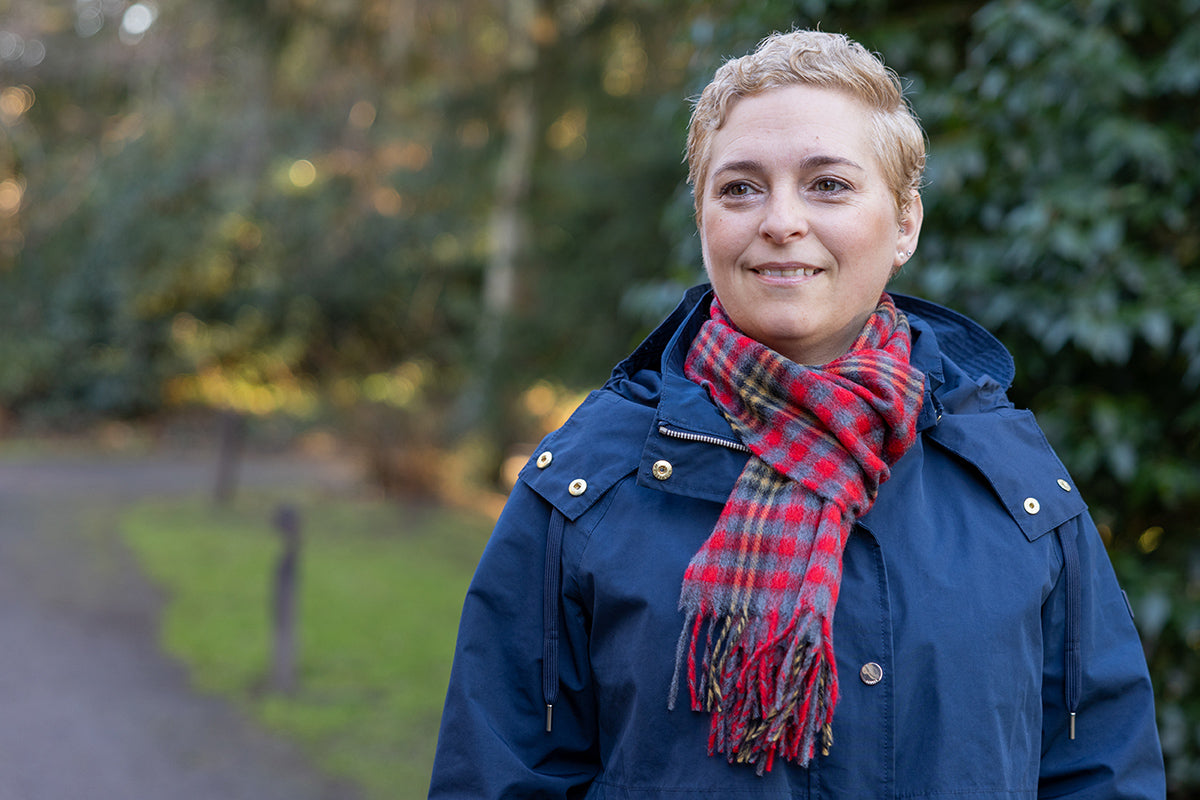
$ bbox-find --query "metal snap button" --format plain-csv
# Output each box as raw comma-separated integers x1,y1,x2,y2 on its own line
568,479,587,497
536,451,553,469
1024,497,1041,515
860,662,884,686
651,460,673,481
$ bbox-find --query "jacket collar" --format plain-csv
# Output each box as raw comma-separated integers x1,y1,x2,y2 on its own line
641,285,1014,441
655,289,736,444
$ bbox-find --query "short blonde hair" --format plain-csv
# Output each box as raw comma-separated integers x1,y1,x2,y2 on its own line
687,30,926,219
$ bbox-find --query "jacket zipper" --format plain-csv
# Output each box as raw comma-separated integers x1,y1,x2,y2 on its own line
658,425,749,453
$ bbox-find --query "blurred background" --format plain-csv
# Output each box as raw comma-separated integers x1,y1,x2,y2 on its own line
0,0,1197,797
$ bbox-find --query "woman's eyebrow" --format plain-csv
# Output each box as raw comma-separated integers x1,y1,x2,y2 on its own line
711,159,766,178
711,154,865,179
798,154,865,172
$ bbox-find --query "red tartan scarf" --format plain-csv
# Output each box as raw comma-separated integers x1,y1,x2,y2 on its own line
669,293,925,774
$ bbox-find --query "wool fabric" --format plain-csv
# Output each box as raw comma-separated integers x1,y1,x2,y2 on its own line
670,293,925,774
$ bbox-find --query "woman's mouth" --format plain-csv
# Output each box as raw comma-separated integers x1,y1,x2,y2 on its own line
754,266,820,278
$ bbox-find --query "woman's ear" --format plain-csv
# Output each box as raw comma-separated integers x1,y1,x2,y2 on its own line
893,192,924,274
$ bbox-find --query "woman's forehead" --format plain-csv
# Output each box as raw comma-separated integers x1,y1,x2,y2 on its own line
706,86,881,174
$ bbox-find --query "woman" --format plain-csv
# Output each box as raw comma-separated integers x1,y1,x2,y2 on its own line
429,30,1165,798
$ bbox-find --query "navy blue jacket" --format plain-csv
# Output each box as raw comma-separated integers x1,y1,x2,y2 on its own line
430,286,1165,799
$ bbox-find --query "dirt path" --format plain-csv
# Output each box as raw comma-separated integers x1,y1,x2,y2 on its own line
0,442,365,800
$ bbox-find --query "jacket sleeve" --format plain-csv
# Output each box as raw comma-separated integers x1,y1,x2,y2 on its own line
1038,512,1165,799
428,480,599,799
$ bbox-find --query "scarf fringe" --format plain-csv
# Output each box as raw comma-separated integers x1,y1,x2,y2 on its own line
670,604,837,775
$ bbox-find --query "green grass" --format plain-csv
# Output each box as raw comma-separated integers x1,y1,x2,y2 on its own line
119,493,493,800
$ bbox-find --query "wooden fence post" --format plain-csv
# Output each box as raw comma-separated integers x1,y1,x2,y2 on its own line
271,504,301,694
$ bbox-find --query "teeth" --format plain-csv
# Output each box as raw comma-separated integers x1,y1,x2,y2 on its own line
759,268,817,278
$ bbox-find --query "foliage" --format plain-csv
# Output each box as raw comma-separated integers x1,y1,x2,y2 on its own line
119,493,493,800
1,0,476,427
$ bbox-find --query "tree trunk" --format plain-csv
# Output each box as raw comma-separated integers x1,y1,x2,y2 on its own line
457,0,539,436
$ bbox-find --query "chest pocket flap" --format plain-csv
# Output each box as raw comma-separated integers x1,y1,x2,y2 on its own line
928,408,1087,542
519,390,654,521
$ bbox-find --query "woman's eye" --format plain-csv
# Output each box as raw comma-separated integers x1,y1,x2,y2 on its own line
814,177,849,193
720,182,754,197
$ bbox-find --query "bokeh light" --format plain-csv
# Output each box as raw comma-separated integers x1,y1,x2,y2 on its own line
348,100,377,130
288,159,317,188
120,3,157,45
0,179,23,217
0,85,35,125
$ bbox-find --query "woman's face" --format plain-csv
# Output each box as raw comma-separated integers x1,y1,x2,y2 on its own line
698,84,922,365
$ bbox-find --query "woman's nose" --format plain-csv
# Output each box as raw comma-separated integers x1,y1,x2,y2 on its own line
759,191,810,244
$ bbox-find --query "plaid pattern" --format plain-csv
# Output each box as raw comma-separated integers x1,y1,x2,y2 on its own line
669,294,924,774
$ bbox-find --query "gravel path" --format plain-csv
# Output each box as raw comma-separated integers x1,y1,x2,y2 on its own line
0,443,365,800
